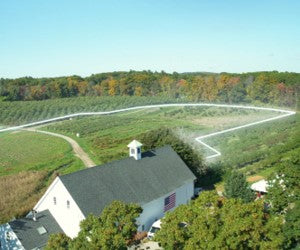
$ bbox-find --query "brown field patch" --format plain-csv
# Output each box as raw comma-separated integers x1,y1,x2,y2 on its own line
247,175,264,182
0,171,49,223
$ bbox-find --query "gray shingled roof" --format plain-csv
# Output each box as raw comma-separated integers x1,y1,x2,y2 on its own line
9,210,63,250
59,145,196,217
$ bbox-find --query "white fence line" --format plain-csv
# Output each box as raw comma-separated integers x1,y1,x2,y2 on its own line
0,103,296,159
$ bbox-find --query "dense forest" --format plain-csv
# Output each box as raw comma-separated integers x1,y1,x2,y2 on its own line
0,71,299,108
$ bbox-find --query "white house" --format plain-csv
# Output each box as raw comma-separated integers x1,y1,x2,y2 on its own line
1,140,196,249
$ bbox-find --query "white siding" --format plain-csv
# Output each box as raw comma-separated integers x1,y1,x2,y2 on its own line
137,180,194,231
0,223,24,250
34,177,85,238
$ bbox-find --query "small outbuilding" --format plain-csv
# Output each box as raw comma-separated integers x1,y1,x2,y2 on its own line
251,179,269,198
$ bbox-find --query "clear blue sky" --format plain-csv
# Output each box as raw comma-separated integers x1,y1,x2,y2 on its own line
0,0,299,78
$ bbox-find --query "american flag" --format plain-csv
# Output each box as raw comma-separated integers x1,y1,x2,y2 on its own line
164,193,176,212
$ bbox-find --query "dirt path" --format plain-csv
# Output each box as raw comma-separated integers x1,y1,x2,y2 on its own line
25,128,95,168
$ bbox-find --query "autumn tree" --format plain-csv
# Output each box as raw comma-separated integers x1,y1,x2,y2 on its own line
108,78,118,96
134,86,142,96
77,81,88,96
0,71,299,105
204,75,218,101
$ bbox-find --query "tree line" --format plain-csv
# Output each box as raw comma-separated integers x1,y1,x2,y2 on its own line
0,70,299,107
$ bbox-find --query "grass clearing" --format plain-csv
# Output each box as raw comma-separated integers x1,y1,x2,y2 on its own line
0,131,84,176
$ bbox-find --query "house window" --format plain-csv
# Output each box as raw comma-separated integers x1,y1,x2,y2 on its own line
53,197,57,205
137,148,141,154
67,200,70,209
131,148,135,154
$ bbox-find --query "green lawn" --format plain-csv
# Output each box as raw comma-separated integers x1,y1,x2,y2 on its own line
0,131,84,176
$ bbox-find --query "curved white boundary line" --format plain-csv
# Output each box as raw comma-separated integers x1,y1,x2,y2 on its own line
0,103,295,159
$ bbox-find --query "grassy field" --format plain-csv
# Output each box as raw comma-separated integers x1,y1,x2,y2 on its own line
0,131,84,176
44,106,278,164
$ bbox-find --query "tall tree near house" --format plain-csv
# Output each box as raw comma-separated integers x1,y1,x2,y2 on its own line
46,201,142,250
44,233,72,250
224,170,254,203
96,200,142,248
139,128,206,180
156,191,284,250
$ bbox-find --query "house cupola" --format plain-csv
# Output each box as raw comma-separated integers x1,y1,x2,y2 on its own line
127,140,143,160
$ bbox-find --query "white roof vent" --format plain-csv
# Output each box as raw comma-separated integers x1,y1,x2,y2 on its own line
127,140,143,160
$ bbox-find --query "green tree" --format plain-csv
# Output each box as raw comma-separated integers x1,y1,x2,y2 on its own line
283,201,300,249
154,205,191,249
155,192,221,250
96,200,142,249
267,155,300,214
45,233,72,250
224,170,254,203
156,191,284,250
46,201,142,250
139,128,206,181
218,199,284,249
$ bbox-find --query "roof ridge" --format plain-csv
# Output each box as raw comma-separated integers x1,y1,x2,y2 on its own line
59,145,173,179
